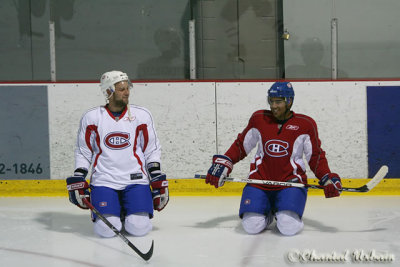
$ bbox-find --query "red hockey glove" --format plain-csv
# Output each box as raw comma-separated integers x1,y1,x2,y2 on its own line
66,168,90,209
150,174,169,211
206,155,233,188
66,177,90,209
319,173,342,198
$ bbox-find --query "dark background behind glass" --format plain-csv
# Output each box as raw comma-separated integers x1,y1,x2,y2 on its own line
1,0,399,81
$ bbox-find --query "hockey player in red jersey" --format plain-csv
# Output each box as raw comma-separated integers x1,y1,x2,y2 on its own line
66,70,169,238
205,81,342,236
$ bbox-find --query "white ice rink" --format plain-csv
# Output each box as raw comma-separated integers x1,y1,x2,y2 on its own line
0,196,399,267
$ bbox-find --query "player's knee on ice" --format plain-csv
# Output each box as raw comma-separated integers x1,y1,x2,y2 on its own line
94,215,122,238
276,210,303,236
241,212,272,234
124,212,152,237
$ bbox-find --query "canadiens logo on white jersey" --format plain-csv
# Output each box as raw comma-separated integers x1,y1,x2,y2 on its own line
104,132,131,149
264,139,289,157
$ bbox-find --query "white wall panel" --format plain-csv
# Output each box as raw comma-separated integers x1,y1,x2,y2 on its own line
217,81,399,179
48,82,216,179
292,82,368,178
216,82,271,179
48,83,104,179
132,82,216,178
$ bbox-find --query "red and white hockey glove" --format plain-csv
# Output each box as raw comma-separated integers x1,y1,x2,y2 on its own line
66,168,90,209
319,173,342,198
150,174,169,211
206,155,233,188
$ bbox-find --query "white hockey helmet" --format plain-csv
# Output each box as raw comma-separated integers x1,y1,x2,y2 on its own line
99,70,133,99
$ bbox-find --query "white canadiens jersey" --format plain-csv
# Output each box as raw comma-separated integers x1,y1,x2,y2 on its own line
75,104,161,190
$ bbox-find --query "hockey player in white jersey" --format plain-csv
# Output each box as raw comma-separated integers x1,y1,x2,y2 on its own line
66,70,169,238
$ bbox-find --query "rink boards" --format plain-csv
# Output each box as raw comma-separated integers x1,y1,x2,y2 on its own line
0,81,399,196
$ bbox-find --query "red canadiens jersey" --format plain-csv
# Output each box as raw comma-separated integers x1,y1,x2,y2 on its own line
74,104,161,190
225,110,331,190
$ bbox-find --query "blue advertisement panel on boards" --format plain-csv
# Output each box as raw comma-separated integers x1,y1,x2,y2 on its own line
367,86,400,178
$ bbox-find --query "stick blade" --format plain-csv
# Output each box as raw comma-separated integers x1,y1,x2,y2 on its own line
138,240,154,261
364,165,388,191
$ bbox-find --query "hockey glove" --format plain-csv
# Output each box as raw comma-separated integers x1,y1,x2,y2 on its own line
319,173,342,198
206,155,233,188
66,168,90,209
150,174,169,211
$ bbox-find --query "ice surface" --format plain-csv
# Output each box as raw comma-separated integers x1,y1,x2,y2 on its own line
0,196,399,267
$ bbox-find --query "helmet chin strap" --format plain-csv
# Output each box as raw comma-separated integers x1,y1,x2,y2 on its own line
106,88,114,101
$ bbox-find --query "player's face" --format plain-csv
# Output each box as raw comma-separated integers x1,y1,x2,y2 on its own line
269,97,288,120
112,81,130,107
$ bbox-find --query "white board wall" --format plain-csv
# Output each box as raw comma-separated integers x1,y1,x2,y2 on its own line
42,80,399,179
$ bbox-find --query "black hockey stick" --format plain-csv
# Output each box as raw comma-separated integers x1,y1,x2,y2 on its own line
195,165,388,193
82,198,154,261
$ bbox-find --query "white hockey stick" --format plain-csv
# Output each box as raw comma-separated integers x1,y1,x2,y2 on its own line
195,165,388,193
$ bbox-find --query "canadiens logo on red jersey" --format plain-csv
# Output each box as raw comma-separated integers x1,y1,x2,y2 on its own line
264,139,289,157
104,132,131,149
